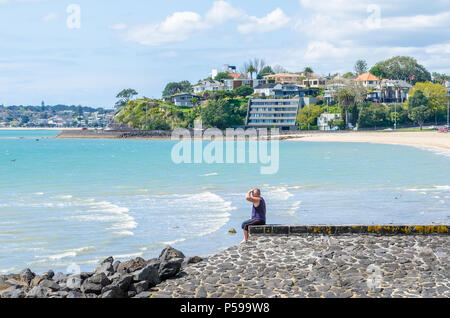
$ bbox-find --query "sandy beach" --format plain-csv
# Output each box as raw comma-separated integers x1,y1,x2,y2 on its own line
286,131,450,155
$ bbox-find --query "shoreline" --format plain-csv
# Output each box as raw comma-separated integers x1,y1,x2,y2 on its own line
2,227,447,298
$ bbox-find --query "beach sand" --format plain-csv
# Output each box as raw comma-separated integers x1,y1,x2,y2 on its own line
286,131,450,155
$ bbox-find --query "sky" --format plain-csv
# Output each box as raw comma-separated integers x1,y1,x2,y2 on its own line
0,0,449,108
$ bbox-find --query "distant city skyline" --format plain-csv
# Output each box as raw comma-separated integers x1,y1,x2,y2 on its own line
0,0,449,108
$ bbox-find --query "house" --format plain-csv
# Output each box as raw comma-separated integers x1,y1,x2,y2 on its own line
354,73,380,88
302,77,327,88
246,98,300,130
318,113,341,131
445,80,450,95
254,83,319,98
254,83,278,97
223,78,265,91
170,93,202,107
263,73,302,85
324,83,347,104
193,80,226,94
378,80,412,103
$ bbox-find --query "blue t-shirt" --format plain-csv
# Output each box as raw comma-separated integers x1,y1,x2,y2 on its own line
252,197,266,222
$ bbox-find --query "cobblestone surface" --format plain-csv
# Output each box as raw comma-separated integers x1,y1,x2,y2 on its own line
149,235,450,298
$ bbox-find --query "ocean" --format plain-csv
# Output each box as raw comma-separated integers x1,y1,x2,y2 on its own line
0,129,449,274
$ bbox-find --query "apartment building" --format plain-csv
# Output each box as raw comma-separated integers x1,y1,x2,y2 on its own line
246,98,300,130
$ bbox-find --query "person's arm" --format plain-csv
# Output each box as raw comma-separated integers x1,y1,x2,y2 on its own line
246,190,261,206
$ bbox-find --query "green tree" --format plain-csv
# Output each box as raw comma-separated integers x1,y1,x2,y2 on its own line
214,72,233,82
342,72,355,79
234,86,254,97
357,103,390,128
354,59,368,75
296,104,323,130
162,81,192,98
336,89,355,130
409,106,431,131
369,56,431,84
201,98,245,129
258,66,274,79
115,89,138,110
407,82,447,125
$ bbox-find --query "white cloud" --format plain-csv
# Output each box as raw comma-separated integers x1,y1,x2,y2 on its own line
125,1,291,46
237,8,290,34
126,11,207,46
205,0,245,25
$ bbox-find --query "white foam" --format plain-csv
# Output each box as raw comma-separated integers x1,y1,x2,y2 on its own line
56,195,73,200
201,173,219,177
287,201,303,216
160,238,186,246
406,185,450,192
113,252,143,259
264,186,294,201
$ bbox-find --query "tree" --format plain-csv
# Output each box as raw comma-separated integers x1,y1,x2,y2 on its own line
354,59,368,75
258,66,274,79
432,72,450,85
336,89,355,129
115,89,138,110
408,82,447,125
342,72,355,79
234,86,254,97
369,56,431,84
303,67,314,87
357,103,390,129
214,72,232,82
408,90,431,130
162,81,192,98
272,65,287,74
201,98,245,129
296,104,323,130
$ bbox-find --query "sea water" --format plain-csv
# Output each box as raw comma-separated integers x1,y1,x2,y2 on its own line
0,130,449,273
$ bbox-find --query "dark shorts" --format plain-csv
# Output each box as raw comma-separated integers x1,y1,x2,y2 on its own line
242,219,266,231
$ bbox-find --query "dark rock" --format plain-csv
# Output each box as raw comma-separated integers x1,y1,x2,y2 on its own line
133,291,152,298
26,286,50,298
19,269,35,284
66,275,84,290
159,247,186,262
113,261,121,272
87,273,111,287
30,275,43,288
41,270,54,280
128,291,137,298
39,279,60,291
133,263,160,286
101,256,114,265
84,293,98,298
1,287,26,298
81,281,103,295
188,256,203,264
132,281,149,294
67,290,84,298
159,258,183,280
94,262,114,276
116,257,147,273
53,272,67,284
101,285,125,298
111,274,133,292
49,291,68,298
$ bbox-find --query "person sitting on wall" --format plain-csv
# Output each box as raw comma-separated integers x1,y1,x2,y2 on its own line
241,189,266,243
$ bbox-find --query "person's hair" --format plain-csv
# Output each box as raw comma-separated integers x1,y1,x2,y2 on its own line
253,189,261,196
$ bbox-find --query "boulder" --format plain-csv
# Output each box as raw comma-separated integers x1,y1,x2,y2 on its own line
132,281,149,294
159,247,185,262
1,287,26,298
111,274,133,292
26,286,50,298
116,257,147,273
19,269,35,285
53,272,68,284
94,262,114,276
41,270,54,280
132,263,160,286
159,258,184,280
86,273,111,287
182,256,203,269
101,285,125,298
112,261,121,272
81,281,103,295
100,256,114,265
66,275,84,290
39,279,60,291
67,290,84,298
49,291,68,298
30,275,43,288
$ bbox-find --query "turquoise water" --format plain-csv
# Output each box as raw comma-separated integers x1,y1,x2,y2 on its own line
0,130,449,274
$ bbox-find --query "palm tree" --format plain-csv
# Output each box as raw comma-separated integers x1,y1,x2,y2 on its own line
337,89,355,130
304,67,313,87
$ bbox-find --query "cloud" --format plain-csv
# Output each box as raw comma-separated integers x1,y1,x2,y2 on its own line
205,0,246,25
237,8,290,34
124,1,291,46
126,11,207,46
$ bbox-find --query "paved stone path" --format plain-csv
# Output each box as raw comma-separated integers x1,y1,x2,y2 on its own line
149,235,449,298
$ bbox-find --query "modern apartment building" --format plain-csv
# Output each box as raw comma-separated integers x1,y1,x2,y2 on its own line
246,98,300,130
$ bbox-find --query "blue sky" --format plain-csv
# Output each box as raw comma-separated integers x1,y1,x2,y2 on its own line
0,0,449,108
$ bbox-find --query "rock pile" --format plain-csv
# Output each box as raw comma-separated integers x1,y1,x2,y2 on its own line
0,247,202,299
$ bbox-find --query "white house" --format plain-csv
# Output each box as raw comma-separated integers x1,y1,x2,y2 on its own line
193,80,226,94
318,113,341,131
